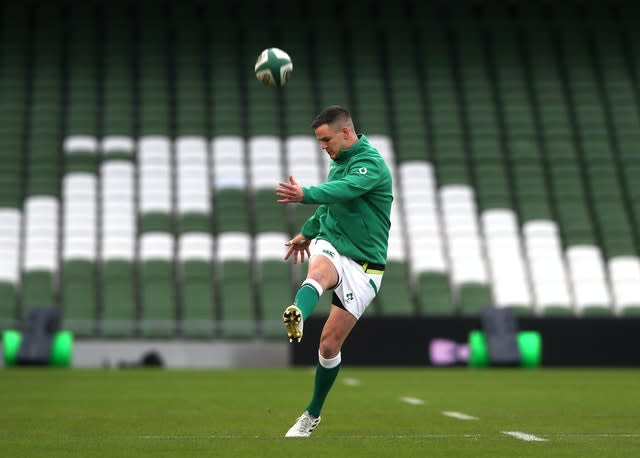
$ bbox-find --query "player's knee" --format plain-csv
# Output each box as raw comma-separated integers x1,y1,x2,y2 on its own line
307,269,336,290
307,257,338,289
319,334,341,359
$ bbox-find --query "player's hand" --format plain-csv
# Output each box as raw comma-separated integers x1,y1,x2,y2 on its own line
284,234,311,264
276,175,304,203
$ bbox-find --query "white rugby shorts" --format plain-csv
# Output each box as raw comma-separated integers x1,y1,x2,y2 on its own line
309,239,383,319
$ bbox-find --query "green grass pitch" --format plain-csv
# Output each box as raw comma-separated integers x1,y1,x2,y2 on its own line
0,367,639,457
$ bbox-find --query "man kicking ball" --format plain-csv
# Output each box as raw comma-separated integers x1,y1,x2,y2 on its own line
276,105,393,437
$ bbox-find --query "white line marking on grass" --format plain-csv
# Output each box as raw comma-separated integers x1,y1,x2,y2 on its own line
547,433,640,439
139,432,640,441
140,435,266,440
502,431,548,442
342,377,361,387
139,434,481,440
442,411,479,421
399,396,425,405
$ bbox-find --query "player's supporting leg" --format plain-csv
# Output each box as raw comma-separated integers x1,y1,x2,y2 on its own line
306,350,341,417
284,351,339,437
303,305,355,418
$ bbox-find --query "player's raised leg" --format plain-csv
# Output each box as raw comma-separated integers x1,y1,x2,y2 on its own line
283,278,324,342
283,248,338,342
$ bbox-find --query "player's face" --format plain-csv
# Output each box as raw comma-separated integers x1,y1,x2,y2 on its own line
314,123,346,160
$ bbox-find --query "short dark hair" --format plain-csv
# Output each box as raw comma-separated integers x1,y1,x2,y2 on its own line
311,105,352,130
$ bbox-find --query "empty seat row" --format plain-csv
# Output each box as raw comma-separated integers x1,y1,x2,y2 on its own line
1,0,640,339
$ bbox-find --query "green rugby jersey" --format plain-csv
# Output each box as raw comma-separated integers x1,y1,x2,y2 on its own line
300,135,393,265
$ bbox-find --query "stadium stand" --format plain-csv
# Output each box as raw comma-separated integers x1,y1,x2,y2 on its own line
0,0,639,339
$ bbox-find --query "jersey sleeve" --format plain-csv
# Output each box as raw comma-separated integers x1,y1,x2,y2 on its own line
301,158,383,204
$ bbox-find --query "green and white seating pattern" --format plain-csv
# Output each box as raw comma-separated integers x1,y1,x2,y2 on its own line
1,0,640,338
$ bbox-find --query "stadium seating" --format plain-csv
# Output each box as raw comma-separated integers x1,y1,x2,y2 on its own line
100,139,137,337
0,0,639,338
178,232,215,336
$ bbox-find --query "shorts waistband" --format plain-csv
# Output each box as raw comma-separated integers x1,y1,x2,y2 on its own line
355,260,386,273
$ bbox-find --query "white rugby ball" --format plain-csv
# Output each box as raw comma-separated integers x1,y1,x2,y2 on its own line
254,47,293,88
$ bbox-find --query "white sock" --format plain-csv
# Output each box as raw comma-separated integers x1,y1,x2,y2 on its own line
318,350,341,369
302,279,323,297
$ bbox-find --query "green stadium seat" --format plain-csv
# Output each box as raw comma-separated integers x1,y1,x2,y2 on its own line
27,5,63,200
458,283,493,316
0,208,21,325
138,136,173,234
256,233,292,338
377,260,415,316
207,12,243,137
385,28,430,162
139,233,176,337
172,3,207,136
22,271,55,308
349,22,390,135
0,281,18,327
61,259,96,336
102,5,135,137
243,24,281,136
280,23,317,136
22,197,58,307
61,173,97,336
66,4,98,138
418,20,471,186
212,136,252,233
0,162,23,208
101,259,136,337
215,190,251,234
176,137,212,234
64,137,98,174
100,146,136,336
178,233,215,337
309,22,351,112
217,232,255,338
249,136,288,233
416,272,452,316
4,0,640,330
254,190,288,234
137,3,170,137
